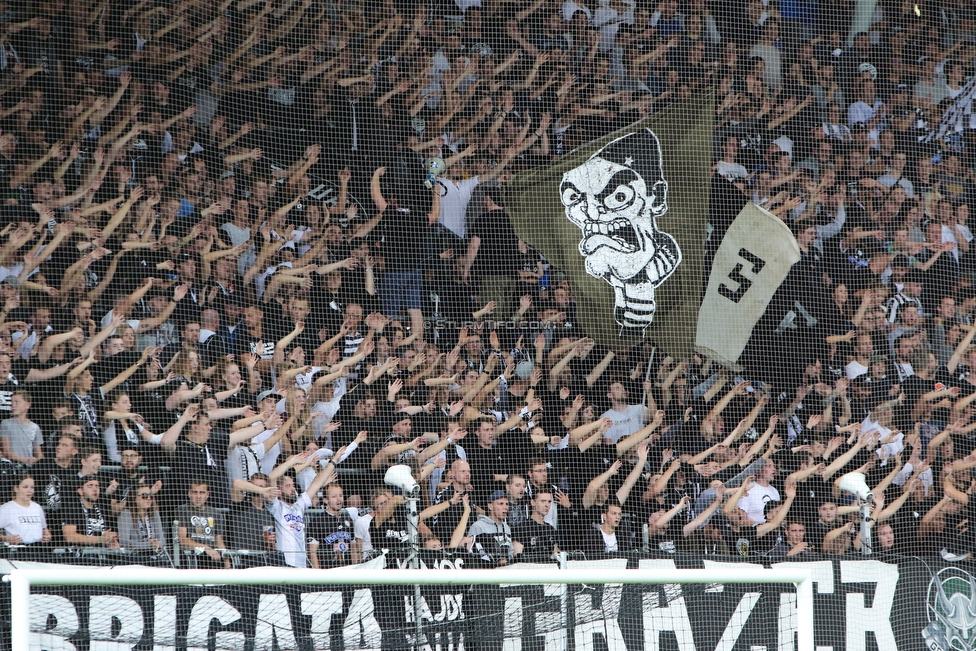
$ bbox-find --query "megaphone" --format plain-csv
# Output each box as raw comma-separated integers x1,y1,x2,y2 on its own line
385,464,419,495
838,471,874,502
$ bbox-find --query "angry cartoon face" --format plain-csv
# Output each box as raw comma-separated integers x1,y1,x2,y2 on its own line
559,129,681,328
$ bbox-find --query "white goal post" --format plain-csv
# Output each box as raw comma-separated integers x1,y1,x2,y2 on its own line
3,565,814,651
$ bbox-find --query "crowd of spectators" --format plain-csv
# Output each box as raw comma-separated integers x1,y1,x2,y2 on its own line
0,0,975,570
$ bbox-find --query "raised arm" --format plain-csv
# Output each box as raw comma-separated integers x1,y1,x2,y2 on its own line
947,324,976,373
158,405,199,452
643,459,681,501
615,443,649,505
102,347,158,394
722,476,755,516
650,496,691,533
304,461,339,504
371,494,404,527
583,460,622,510
371,437,424,470
370,166,390,214
448,494,473,548
231,479,281,504
876,479,918,522
756,481,797,538
820,436,866,480
229,412,283,448
683,485,725,536
822,520,856,552
708,381,749,422
570,417,609,448
417,428,465,465
269,449,312,484
738,415,779,467
585,351,615,387
420,489,462,521
136,284,188,334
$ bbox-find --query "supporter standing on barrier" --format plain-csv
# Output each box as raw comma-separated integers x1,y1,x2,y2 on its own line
307,483,355,568
236,450,340,568
460,187,523,318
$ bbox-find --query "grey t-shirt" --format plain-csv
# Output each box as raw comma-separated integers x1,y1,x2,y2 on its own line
0,418,42,461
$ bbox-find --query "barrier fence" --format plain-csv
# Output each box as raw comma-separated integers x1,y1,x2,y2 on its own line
0,552,961,651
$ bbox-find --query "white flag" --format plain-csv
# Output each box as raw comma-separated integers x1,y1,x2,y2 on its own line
696,203,801,369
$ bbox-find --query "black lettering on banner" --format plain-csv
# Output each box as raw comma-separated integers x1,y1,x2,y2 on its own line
718,248,766,303
5,555,920,649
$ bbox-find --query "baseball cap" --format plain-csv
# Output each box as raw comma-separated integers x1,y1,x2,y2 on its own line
74,475,101,492
256,389,277,404
488,490,508,503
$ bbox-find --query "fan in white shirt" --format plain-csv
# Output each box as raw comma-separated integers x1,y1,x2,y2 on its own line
235,449,343,568
0,475,51,545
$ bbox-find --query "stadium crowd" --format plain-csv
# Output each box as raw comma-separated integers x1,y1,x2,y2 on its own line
0,0,974,569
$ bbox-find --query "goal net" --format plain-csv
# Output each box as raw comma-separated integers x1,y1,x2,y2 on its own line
3,563,814,651
0,0,968,650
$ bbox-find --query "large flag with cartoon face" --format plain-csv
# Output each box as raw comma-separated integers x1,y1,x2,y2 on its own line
504,92,713,356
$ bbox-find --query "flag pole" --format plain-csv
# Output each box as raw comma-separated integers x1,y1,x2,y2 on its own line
643,346,656,411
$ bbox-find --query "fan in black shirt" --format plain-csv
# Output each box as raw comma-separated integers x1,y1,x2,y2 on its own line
367,477,454,555
33,435,77,519
307,484,356,568
430,459,478,542
582,501,632,556
465,415,526,504
512,490,558,559
61,476,119,550
109,445,162,517
369,491,419,550
164,405,231,509
461,188,522,316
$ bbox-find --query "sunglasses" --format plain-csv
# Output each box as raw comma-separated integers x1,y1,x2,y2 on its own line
138,493,154,499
